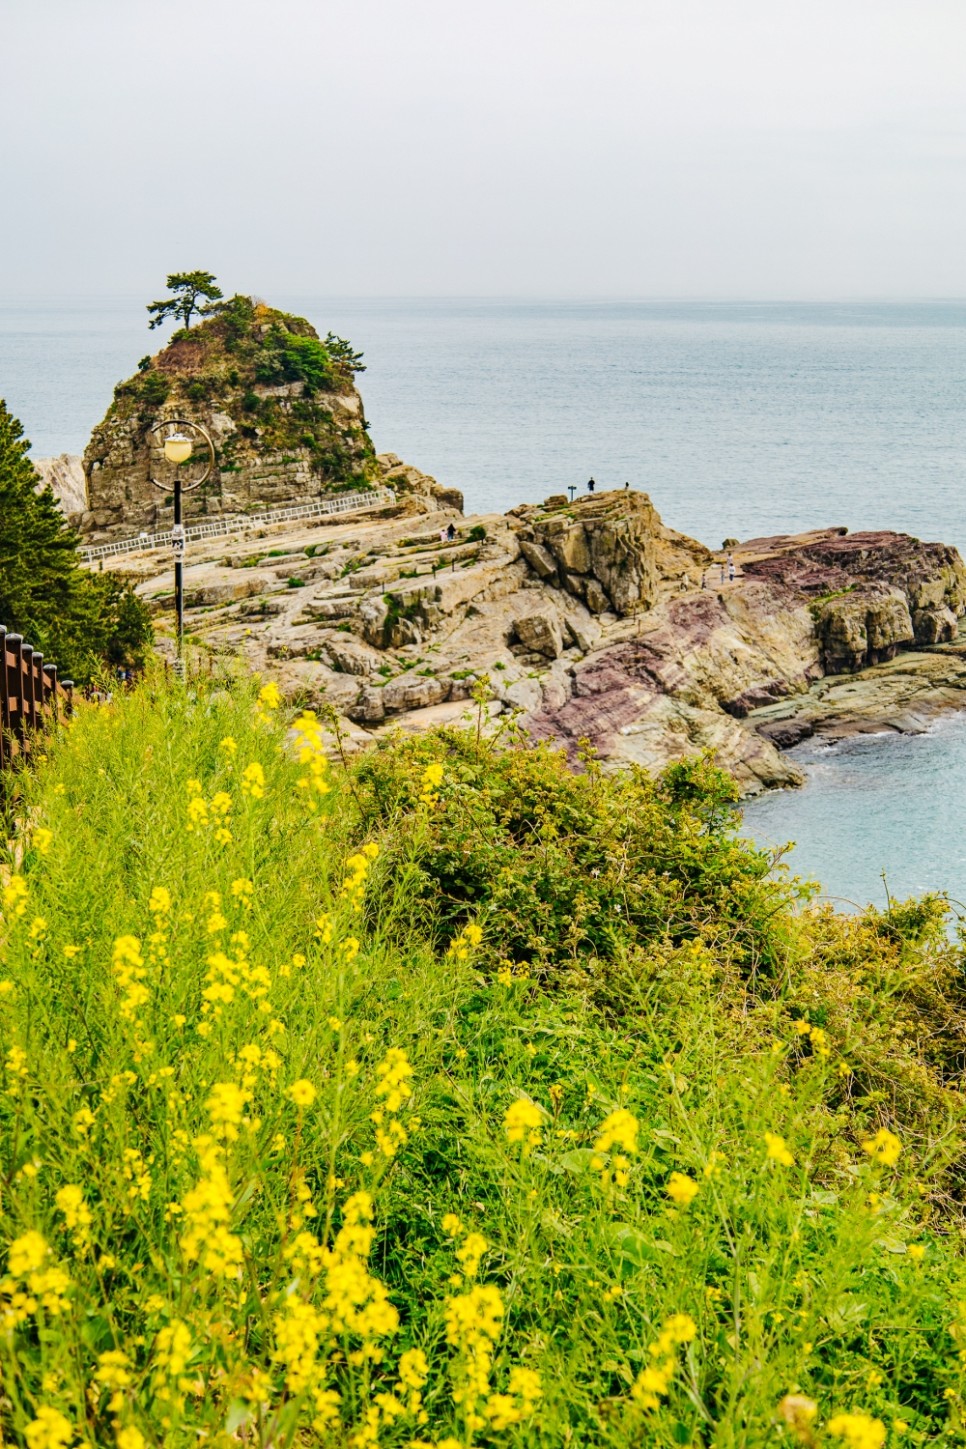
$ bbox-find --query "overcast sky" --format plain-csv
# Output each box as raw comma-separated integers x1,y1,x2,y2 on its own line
4,0,966,298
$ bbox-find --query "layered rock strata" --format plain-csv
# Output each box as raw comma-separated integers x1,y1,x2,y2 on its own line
111,488,966,795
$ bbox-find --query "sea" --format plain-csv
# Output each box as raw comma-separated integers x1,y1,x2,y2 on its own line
3,295,966,911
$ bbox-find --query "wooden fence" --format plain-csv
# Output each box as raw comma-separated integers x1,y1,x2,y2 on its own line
0,627,73,768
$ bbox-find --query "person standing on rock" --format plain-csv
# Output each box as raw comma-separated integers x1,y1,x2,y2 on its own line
587,478,596,492
447,522,457,542
728,554,736,582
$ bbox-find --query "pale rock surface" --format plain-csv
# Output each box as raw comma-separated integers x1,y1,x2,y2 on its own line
111,487,966,795
513,611,564,658
34,455,87,516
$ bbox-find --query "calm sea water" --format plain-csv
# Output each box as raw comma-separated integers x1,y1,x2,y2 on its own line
3,295,966,906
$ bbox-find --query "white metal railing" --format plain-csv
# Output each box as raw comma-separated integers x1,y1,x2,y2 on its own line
81,487,396,563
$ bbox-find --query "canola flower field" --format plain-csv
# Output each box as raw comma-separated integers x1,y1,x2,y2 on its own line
2,673,966,1447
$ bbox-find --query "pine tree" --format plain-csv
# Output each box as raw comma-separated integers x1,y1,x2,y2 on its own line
0,399,152,681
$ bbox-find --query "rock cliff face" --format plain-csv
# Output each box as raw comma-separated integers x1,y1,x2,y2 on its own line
81,298,378,541
32,454,87,516
113,485,966,794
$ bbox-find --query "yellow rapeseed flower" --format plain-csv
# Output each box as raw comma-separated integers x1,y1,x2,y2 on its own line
115,1428,146,1449
9,1230,48,1277
504,1097,544,1149
764,1132,795,1167
827,1411,887,1449
24,1407,73,1449
419,761,444,805
206,1082,250,1140
591,1108,640,1187
862,1127,902,1167
241,762,266,799
148,886,171,916
398,1348,429,1389
667,1172,700,1207
2,875,28,919
288,1079,317,1109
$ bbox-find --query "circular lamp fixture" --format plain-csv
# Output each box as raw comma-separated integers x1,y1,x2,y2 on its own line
163,433,193,465
146,419,215,494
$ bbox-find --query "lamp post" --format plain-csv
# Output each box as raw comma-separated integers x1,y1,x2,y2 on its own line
568,485,577,502
146,419,215,673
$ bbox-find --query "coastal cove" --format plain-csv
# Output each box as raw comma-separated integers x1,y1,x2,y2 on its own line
5,297,966,908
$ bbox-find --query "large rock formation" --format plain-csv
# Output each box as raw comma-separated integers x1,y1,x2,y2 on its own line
80,298,379,541
110,485,966,793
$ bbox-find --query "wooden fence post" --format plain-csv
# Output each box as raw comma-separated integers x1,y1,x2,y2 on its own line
0,628,74,773
21,646,36,739
43,664,57,723
6,635,24,747
32,653,44,725
0,627,6,770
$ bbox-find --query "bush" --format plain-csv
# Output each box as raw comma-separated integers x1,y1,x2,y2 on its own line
3,678,966,1446
138,371,170,407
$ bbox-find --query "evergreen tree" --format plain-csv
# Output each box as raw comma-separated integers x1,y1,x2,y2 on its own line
0,399,152,682
147,271,223,330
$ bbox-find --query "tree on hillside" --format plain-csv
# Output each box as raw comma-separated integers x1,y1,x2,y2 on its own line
147,270,223,330
0,399,153,682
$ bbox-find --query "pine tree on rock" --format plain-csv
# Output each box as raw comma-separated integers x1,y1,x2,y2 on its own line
146,271,224,331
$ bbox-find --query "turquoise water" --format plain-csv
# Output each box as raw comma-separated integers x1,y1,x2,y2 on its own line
3,296,966,903
741,716,966,911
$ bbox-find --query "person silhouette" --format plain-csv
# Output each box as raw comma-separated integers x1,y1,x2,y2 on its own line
587,477,596,493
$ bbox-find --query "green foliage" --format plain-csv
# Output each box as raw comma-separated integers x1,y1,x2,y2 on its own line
0,401,153,682
323,331,366,373
253,328,335,393
468,524,488,543
146,270,223,331
3,679,966,1445
354,731,791,975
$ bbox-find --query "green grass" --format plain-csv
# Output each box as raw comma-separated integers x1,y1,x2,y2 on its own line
0,677,965,1446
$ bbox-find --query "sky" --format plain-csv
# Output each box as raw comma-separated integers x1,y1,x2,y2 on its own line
3,0,966,299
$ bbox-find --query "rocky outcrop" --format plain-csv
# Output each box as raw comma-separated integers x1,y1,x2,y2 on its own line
81,298,378,541
738,529,965,673
511,491,665,614
513,610,564,658
106,488,966,795
376,454,464,516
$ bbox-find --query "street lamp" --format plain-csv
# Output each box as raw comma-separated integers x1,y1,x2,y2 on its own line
146,418,215,672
